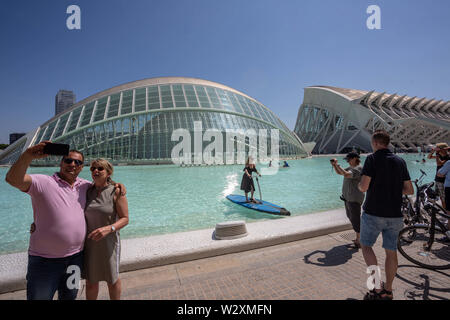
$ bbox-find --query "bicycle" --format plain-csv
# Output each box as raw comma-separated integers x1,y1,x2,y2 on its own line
397,184,450,270
401,169,432,226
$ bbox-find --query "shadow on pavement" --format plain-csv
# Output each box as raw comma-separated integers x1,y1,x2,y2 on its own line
396,265,450,300
303,244,359,267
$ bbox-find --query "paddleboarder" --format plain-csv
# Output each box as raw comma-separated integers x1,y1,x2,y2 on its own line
240,156,261,203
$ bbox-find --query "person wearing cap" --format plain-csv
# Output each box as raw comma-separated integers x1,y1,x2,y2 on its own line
330,152,365,249
428,142,450,210
240,156,261,203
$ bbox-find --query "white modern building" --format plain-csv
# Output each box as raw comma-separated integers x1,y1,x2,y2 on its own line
0,77,309,165
294,86,450,154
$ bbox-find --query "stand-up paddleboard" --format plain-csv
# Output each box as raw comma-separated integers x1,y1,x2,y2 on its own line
226,194,290,216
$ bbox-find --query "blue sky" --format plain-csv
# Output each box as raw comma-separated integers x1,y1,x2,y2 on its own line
0,0,449,144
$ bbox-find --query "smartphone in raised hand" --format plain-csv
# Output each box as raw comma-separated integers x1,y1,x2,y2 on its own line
42,143,70,156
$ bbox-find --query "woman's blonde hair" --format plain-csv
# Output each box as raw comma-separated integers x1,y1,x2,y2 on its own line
90,158,115,184
245,156,255,166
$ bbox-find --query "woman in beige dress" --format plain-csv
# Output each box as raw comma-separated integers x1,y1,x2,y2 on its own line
84,158,129,300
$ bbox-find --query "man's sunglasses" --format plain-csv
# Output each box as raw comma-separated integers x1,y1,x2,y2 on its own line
90,166,105,172
63,158,84,166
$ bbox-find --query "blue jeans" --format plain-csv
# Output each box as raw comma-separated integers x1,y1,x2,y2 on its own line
26,251,83,300
360,212,403,251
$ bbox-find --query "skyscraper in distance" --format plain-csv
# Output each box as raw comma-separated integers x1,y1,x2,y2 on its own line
55,90,75,115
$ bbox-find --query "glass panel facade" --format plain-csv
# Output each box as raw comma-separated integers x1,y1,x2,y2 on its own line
225,91,243,113
172,84,187,108
252,101,270,123
235,94,254,117
206,87,222,109
93,97,108,122
107,93,120,118
46,109,305,164
184,85,199,108
53,113,70,138
245,98,262,119
160,85,173,109
80,102,95,127
216,88,235,112
134,88,146,112
34,127,45,144
148,86,160,110
67,108,82,132
41,120,57,141
121,90,133,115
195,86,210,108
0,139,27,165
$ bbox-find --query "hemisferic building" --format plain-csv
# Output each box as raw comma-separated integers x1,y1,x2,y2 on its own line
0,77,310,165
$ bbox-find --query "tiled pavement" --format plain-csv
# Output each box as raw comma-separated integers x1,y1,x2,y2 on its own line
1,230,449,300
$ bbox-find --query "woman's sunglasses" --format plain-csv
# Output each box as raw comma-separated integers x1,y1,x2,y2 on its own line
90,166,105,172
63,158,83,166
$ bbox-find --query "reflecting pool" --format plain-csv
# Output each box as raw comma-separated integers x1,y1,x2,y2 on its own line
0,154,437,255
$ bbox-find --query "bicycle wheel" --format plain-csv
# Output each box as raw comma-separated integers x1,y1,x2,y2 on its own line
398,225,450,270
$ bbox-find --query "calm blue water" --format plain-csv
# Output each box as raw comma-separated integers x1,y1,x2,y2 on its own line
0,154,437,255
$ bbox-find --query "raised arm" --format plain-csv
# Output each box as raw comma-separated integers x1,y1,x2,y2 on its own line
331,160,352,178
427,149,436,159
5,142,49,192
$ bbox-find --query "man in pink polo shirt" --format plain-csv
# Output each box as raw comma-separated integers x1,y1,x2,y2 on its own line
6,142,93,300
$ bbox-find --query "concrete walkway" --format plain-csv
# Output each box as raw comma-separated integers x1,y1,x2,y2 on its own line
1,228,449,300
0,208,351,293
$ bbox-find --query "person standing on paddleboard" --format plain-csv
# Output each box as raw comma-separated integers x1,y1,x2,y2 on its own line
240,157,261,203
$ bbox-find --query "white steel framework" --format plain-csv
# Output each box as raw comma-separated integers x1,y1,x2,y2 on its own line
294,86,450,154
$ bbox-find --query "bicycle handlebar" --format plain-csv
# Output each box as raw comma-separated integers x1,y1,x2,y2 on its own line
422,184,450,219
414,170,427,187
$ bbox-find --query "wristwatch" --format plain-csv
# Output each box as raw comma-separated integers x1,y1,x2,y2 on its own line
111,225,116,232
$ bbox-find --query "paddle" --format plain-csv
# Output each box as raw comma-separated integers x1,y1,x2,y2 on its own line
255,176,262,201
253,176,289,214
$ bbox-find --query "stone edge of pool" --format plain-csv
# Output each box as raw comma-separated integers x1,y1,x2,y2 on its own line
0,208,350,294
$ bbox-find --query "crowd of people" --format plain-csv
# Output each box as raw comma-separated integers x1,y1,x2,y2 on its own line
4,131,450,301
331,132,449,300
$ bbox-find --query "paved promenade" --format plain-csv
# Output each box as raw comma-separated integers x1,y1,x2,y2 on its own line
1,229,448,300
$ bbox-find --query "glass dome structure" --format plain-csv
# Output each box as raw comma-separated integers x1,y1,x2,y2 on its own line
0,77,309,165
